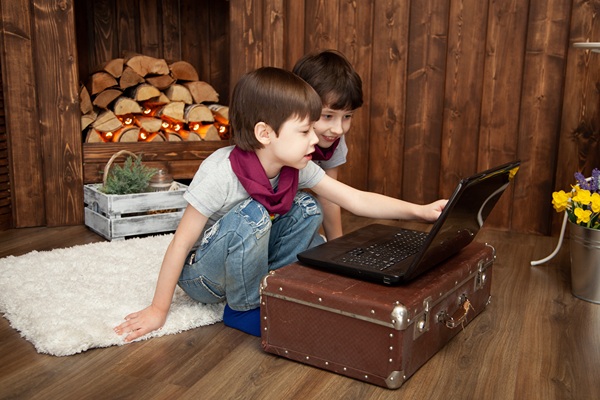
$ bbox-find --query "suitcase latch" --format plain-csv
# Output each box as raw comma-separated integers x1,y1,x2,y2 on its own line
475,259,489,291
413,296,432,340
475,243,495,291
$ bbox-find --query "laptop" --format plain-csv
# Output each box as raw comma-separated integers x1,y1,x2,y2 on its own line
297,160,520,285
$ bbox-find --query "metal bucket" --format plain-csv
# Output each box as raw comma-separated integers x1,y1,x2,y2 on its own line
569,221,600,304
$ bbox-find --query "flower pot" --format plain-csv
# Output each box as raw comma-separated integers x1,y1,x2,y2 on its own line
569,221,600,304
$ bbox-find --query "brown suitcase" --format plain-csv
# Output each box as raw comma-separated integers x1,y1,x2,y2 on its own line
260,241,495,389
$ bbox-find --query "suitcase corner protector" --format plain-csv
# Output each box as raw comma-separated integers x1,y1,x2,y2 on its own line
385,370,406,389
391,303,410,330
260,271,276,294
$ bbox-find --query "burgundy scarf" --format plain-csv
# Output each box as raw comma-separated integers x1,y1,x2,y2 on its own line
311,138,340,161
229,147,299,215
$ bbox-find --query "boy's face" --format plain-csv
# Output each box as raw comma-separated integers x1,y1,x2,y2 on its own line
313,106,355,148
270,116,319,170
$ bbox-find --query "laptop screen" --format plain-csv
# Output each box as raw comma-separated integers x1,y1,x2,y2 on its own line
403,161,520,280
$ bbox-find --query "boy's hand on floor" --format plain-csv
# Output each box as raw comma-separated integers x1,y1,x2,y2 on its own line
114,305,167,342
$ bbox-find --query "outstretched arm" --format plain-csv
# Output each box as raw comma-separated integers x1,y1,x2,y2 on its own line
114,205,207,342
317,167,344,240
311,174,447,222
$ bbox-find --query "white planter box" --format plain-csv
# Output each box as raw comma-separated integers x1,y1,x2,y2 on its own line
84,183,188,240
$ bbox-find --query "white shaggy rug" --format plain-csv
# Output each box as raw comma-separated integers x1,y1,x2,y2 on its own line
0,234,224,356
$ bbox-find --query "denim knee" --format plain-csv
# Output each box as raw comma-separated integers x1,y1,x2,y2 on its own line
178,273,225,304
294,191,323,219
234,198,272,241
178,198,272,308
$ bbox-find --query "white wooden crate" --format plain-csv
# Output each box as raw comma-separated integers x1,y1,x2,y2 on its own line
84,182,188,240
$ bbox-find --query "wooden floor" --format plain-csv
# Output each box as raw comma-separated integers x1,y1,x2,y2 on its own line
1,214,599,400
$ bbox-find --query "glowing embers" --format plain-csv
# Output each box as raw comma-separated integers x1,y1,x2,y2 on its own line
81,56,229,144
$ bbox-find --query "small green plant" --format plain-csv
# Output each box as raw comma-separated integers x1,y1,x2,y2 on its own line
102,156,157,195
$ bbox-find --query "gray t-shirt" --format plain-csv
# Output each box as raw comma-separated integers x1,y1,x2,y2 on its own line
311,135,348,170
184,145,326,234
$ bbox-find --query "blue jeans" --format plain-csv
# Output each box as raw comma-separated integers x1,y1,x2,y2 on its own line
178,192,323,311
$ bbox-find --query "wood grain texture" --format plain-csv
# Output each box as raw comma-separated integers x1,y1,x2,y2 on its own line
0,62,10,230
283,0,305,69
336,0,374,193
478,0,528,229
161,0,181,62
440,0,489,198
116,0,139,55
403,0,449,203
139,0,161,58
513,0,572,234
32,0,84,226
368,0,410,199
305,0,339,51
92,0,117,69
229,0,264,87
181,0,209,81
206,0,231,103
0,215,598,399
262,0,285,68
0,0,46,227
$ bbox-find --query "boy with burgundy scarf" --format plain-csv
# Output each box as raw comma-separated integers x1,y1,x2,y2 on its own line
114,67,446,340
293,50,363,241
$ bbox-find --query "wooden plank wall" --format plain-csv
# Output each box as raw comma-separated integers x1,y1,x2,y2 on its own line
0,0,76,228
2,0,600,235
0,51,10,230
229,0,600,235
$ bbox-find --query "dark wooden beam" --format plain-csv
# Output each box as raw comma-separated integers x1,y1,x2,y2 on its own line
0,0,46,227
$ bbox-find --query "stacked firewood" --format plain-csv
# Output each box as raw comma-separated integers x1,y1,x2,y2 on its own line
80,54,229,143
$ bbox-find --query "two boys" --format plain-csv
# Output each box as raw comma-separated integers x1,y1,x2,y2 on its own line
115,66,446,341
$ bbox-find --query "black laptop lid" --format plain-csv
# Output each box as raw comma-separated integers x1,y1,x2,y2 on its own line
401,160,520,280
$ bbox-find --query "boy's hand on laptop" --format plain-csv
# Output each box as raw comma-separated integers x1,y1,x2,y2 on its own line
419,199,447,222
114,305,167,342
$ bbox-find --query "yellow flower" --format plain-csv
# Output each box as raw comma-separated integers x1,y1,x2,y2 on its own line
573,188,592,205
552,190,570,212
592,193,600,213
555,169,600,229
574,207,592,224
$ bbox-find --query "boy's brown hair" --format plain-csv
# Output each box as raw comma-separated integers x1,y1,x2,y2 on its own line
292,49,363,111
230,67,322,151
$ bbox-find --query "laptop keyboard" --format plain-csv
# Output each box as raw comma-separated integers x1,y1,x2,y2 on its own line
334,229,428,271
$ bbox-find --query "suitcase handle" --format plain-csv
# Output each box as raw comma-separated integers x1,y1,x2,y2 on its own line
437,297,474,329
